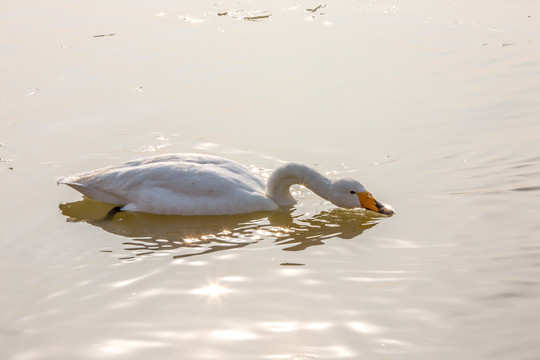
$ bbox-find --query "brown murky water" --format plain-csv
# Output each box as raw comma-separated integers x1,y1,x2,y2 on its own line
1,1,540,359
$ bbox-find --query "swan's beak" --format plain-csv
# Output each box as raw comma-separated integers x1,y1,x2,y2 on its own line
357,191,395,215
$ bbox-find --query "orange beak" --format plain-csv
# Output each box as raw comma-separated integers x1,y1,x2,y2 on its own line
356,191,395,215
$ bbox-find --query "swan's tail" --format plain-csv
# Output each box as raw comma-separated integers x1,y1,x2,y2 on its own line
58,178,124,205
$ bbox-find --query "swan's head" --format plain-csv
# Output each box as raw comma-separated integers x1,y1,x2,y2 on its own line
329,179,395,215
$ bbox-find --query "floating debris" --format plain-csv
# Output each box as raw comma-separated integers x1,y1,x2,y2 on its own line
242,10,272,21
226,10,272,21
93,33,115,38
243,13,272,21
158,9,271,23
306,4,326,13
280,262,306,266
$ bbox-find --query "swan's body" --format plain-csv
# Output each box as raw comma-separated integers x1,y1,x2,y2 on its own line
59,153,394,216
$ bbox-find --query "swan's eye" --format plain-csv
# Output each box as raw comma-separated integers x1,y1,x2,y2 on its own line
350,190,356,194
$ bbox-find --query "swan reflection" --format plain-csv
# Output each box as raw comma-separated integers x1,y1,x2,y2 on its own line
59,198,381,260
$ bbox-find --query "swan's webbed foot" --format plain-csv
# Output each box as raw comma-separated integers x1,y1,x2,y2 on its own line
103,206,123,220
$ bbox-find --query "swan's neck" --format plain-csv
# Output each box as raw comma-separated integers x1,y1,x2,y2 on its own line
266,163,332,207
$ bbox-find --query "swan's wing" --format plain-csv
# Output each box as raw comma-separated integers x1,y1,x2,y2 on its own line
119,161,273,215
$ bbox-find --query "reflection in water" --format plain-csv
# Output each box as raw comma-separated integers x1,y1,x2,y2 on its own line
59,198,380,260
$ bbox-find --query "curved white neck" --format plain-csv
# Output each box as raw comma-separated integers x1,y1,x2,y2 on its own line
265,163,332,206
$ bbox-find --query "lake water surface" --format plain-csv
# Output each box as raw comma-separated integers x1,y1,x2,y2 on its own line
1,1,540,359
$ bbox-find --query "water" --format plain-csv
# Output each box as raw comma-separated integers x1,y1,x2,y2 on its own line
1,0,540,359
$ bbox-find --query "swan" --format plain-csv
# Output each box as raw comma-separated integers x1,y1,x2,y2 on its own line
58,153,394,216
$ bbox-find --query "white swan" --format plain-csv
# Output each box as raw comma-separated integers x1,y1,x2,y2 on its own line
58,153,394,216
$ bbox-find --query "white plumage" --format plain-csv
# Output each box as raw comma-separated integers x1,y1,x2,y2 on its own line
59,153,394,216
